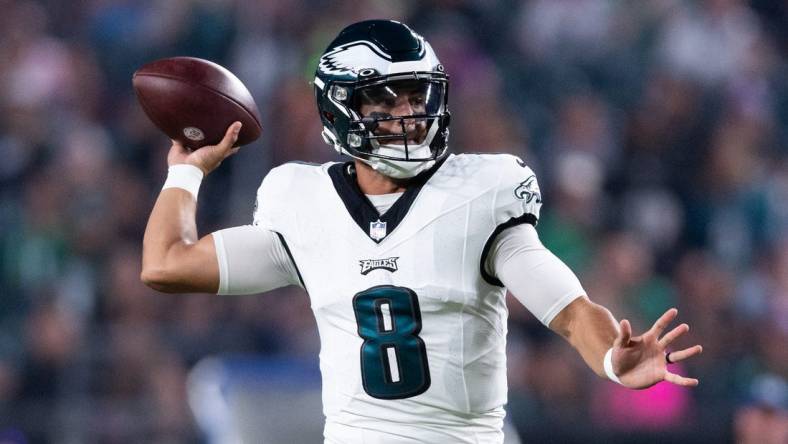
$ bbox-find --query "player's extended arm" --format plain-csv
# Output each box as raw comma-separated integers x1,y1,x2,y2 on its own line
141,122,242,293
547,296,618,377
549,299,702,389
493,224,702,389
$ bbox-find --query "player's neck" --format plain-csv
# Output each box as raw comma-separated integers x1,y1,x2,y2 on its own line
354,160,407,195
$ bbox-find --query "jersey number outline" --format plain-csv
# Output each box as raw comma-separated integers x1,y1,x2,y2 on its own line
352,285,431,399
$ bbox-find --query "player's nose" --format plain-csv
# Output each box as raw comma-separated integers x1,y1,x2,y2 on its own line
393,97,415,117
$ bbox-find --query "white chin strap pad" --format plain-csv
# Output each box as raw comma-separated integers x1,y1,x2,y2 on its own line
365,157,435,179
363,144,435,179
362,119,440,179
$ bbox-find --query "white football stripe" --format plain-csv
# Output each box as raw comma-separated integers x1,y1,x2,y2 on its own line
386,346,400,383
380,303,393,331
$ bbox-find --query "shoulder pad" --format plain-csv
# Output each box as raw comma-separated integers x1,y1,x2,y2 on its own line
252,162,329,228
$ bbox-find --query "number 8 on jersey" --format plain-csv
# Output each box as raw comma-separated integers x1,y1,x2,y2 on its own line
352,286,431,399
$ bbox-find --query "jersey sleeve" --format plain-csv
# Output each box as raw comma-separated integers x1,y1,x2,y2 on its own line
489,224,585,326
212,225,301,295
480,154,544,286
211,165,305,295
492,154,542,227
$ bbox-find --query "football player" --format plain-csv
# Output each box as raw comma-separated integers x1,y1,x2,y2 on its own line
141,20,703,444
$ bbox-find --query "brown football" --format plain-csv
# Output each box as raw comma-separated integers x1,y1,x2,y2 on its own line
132,57,262,149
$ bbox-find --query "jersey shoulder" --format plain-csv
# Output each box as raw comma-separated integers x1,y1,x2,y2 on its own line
253,161,338,228
439,153,537,186
440,153,542,225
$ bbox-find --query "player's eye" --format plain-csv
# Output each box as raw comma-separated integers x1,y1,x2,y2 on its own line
363,94,396,109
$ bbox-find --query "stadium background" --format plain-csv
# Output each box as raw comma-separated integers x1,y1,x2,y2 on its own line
0,0,786,442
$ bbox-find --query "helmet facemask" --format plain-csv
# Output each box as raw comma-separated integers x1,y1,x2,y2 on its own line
315,20,451,179
343,75,448,178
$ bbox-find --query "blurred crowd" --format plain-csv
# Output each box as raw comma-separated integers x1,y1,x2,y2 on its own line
0,0,786,442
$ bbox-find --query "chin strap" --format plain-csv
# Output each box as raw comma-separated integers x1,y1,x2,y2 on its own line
365,157,436,179
322,125,439,179
363,141,434,178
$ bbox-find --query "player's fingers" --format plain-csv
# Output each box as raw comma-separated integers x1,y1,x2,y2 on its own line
615,319,632,347
658,323,689,348
650,308,678,336
168,139,189,155
217,122,242,151
666,345,703,363
171,139,187,150
167,140,191,165
664,371,699,387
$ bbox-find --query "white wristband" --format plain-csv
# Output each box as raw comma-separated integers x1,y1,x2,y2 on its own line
603,347,623,385
162,164,204,200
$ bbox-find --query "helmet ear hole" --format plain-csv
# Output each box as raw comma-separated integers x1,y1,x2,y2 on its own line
323,111,335,123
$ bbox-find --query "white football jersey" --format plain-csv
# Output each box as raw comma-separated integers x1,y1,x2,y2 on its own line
251,153,546,444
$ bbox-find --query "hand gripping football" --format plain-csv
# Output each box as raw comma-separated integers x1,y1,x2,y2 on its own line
132,57,262,149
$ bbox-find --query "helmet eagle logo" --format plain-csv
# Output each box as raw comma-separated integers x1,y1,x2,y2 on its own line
514,175,542,204
318,41,392,76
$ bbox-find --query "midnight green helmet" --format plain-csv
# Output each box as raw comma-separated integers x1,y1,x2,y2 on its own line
315,20,451,179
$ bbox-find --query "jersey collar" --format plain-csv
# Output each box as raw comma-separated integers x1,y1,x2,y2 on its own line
328,158,446,243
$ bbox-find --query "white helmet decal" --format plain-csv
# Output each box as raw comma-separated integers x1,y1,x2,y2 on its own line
319,41,394,77
318,39,439,78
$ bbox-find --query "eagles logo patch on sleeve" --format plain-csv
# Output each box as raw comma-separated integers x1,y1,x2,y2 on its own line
514,175,542,204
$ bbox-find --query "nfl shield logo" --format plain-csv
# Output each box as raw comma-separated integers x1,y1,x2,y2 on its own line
369,220,387,241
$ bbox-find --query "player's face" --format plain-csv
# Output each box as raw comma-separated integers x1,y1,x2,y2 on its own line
355,80,437,145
